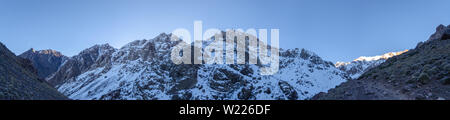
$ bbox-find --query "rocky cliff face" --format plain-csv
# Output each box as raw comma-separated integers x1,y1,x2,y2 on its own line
0,42,67,100
19,49,68,79
48,33,349,100
46,44,117,86
335,50,408,79
313,24,450,100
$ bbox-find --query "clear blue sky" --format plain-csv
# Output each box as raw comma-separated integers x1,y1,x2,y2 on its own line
1,0,449,62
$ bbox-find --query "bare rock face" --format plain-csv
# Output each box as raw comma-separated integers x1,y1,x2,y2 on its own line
0,42,67,100
46,44,117,86
313,24,450,100
49,33,349,100
429,24,450,41
19,49,68,79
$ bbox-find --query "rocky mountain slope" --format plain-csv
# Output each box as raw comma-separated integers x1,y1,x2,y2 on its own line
48,33,349,100
46,44,117,86
335,50,408,79
313,24,450,100
0,42,67,100
19,48,68,79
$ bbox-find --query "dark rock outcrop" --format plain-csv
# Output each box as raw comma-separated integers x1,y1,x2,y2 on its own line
0,42,67,100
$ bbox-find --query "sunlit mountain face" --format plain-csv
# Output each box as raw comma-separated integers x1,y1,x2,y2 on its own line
335,50,408,79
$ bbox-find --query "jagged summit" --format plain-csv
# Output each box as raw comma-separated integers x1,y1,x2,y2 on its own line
28,48,36,53
80,43,116,54
415,24,450,48
121,33,172,49
428,24,450,41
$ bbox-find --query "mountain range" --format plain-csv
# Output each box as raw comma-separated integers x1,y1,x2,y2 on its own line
44,33,348,100
1,24,448,100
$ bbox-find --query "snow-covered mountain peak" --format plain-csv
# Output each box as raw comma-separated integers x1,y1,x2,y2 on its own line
121,33,172,49
82,43,116,53
335,50,409,79
352,50,409,62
